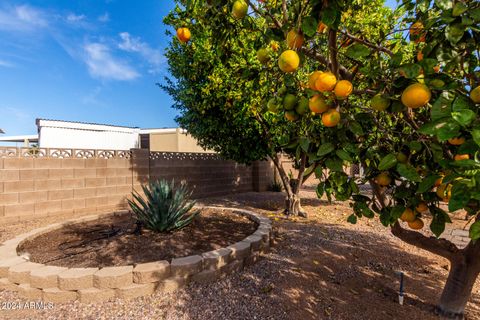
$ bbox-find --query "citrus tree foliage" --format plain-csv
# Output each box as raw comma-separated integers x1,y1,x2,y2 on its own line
164,0,480,315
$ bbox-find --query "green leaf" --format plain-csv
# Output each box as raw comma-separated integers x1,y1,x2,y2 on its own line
452,2,468,16
470,8,480,22
417,174,441,193
472,129,480,147
336,150,353,162
448,183,471,211
317,143,335,156
469,221,480,240
445,23,465,45
349,121,364,135
378,154,397,170
345,44,370,59
299,137,310,152
436,120,461,141
452,95,473,111
452,110,476,126
408,141,423,152
301,16,318,37
347,214,357,224
397,163,421,182
435,0,452,11
316,182,325,198
321,6,340,29
431,95,452,120
353,201,374,218
326,158,344,172
399,64,422,78
430,213,446,238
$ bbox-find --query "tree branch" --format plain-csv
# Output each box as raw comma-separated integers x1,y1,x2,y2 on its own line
282,0,288,24
245,0,283,29
391,222,459,261
294,152,307,194
328,29,339,78
339,30,394,56
300,47,353,80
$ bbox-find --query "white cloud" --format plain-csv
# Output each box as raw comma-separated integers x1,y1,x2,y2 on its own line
0,5,48,31
0,59,14,68
118,32,165,73
98,12,110,23
66,13,86,23
83,42,139,81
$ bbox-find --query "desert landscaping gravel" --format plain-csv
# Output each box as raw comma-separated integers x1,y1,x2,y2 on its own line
2,190,480,320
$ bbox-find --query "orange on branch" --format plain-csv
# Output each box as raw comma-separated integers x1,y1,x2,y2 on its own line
400,208,416,223
176,27,191,43
278,50,300,73
317,22,327,33
286,30,304,49
448,137,465,145
408,219,424,230
321,109,341,127
417,51,424,61
375,172,392,187
470,86,480,103
315,72,337,92
334,80,353,99
416,202,428,213
308,71,323,90
454,154,470,161
232,0,248,20
401,83,431,108
309,95,329,114
284,111,299,121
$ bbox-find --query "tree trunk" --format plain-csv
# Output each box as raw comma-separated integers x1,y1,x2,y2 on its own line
269,153,307,217
437,253,480,319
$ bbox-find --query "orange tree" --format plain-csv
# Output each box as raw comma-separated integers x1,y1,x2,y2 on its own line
162,0,395,217
163,0,480,317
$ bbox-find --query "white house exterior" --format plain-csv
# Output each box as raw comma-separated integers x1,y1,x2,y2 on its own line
36,119,141,150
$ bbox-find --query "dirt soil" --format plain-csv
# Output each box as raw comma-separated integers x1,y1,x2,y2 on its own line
1,190,480,320
18,208,257,268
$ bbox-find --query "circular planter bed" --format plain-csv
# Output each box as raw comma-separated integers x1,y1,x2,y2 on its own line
0,207,272,303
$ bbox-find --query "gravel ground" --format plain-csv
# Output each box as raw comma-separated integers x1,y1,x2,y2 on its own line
1,190,480,320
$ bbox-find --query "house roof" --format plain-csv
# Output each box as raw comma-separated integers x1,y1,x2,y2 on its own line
35,118,139,129
0,135,39,143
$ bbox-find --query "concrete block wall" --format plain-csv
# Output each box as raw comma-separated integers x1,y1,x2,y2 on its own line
0,148,275,222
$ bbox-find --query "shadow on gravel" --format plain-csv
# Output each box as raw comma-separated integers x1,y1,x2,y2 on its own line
184,193,480,320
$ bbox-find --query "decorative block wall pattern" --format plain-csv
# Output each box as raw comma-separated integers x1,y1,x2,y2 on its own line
0,148,274,222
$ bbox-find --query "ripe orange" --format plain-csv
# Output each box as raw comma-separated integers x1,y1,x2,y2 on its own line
334,80,353,99
410,22,424,35
176,28,191,43
433,65,440,73
436,183,452,201
434,176,443,187
321,109,341,127
232,0,248,20
448,137,465,145
309,95,329,114
454,154,470,161
375,172,392,187
415,34,426,44
401,83,431,108
285,111,299,121
408,218,424,230
315,72,337,92
400,208,416,223
417,51,424,61
308,71,323,90
317,22,327,33
470,86,480,103
278,50,300,73
416,202,428,213
286,30,304,49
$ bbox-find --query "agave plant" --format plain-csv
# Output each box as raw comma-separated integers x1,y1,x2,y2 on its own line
128,179,199,233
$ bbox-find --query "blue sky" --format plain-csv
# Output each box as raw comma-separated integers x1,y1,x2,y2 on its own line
0,0,399,136
0,0,177,135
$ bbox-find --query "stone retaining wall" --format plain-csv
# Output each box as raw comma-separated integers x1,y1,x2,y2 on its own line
0,207,272,303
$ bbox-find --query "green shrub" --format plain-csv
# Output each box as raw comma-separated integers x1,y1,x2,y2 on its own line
268,179,283,192
128,179,199,233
